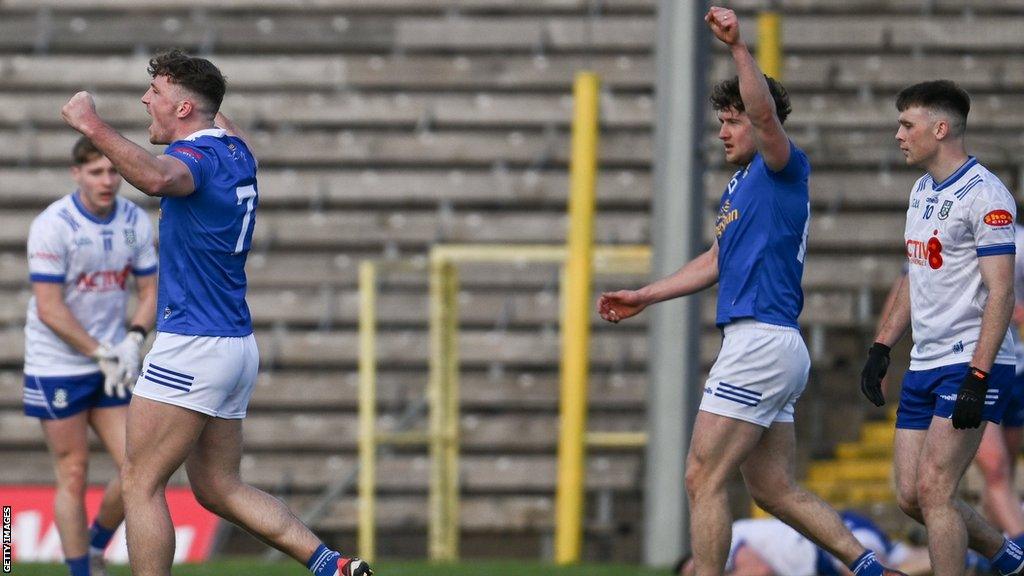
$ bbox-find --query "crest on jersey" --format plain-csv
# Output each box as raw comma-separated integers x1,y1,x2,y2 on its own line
123,228,136,247
53,388,68,409
938,200,953,220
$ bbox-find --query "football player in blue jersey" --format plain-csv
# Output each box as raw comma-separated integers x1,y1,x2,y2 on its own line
599,7,904,576
60,50,371,576
25,136,157,576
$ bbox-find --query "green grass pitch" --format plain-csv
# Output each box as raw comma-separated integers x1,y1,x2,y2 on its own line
12,560,670,575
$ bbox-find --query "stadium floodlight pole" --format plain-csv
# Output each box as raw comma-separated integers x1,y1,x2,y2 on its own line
757,7,783,79
428,255,460,561
645,0,707,567
357,261,377,562
554,71,601,565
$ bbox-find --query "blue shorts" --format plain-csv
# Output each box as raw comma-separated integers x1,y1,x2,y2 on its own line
896,363,1015,430
1002,372,1024,428
23,372,131,420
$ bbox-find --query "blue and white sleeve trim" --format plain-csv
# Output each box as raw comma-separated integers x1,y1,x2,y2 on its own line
977,243,1016,257
29,273,65,283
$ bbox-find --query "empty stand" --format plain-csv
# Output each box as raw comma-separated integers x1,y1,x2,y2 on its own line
1,0,1019,560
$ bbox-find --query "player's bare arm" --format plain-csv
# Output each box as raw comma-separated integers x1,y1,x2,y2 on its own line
706,6,790,171
215,111,252,149
61,91,195,198
597,241,719,323
130,274,158,333
874,273,912,348
972,253,1016,372
32,281,103,356
860,273,911,406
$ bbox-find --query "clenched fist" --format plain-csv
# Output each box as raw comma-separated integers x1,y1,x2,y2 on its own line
706,6,742,46
62,91,100,134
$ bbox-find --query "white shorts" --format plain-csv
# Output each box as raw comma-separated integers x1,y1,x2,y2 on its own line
133,332,259,419
700,320,810,427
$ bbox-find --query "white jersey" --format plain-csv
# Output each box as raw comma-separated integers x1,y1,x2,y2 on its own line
726,516,903,575
1014,224,1024,373
905,158,1016,370
25,193,158,376
726,518,819,575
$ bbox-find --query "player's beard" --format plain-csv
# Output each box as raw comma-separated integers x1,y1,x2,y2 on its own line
148,121,169,145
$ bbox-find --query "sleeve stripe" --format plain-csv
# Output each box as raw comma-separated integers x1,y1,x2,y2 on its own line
133,265,158,276
29,273,65,283
977,243,1016,257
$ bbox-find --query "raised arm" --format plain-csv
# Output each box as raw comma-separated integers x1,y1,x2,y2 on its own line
215,111,253,149
61,91,195,197
706,6,791,172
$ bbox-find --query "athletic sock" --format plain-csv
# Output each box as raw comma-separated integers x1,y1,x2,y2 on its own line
306,543,342,576
88,519,116,553
991,538,1024,575
848,550,884,576
66,554,90,576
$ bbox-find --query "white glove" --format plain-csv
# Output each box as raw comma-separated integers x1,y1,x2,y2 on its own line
90,343,123,398
111,331,145,394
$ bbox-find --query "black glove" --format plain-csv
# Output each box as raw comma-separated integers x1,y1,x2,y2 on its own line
952,367,989,430
860,342,891,407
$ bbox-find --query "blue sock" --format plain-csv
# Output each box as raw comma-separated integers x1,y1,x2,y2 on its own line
990,538,1024,575
849,550,884,576
88,520,116,552
306,543,341,576
66,554,89,576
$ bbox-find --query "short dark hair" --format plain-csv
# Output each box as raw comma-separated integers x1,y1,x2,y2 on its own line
896,80,970,137
72,136,103,165
147,48,227,116
710,75,792,124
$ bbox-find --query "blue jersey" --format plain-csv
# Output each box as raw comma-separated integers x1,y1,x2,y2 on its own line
714,141,810,328
160,128,258,337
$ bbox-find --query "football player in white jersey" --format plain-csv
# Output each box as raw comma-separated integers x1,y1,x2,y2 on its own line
24,136,157,576
674,511,987,576
860,80,1024,575
878,263,1024,546
61,50,371,576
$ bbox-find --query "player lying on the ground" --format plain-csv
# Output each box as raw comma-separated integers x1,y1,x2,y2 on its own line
675,511,990,576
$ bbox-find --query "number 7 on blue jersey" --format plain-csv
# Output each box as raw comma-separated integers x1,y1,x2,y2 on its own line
234,185,256,255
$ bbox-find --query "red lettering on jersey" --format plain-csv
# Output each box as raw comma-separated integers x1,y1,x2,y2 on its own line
30,251,61,262
74,265,132,292
906,233,944,269
171,147,203,162
926,235,943,269
984,209,1013,227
